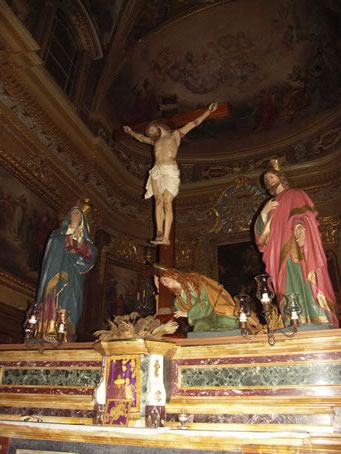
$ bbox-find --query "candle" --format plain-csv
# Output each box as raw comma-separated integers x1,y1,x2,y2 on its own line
291,311,299,320
239,312,248,323
58,324,65,333
29,315,37,324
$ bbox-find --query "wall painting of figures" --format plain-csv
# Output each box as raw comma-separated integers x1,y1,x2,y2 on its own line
0,166,58,290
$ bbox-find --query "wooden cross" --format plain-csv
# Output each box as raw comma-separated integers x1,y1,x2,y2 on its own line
115,102,230,138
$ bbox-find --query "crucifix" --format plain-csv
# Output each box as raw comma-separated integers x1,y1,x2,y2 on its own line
122,102,230,316
122,102,229,246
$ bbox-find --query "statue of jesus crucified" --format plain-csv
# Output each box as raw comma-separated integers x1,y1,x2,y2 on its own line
123,102,218,245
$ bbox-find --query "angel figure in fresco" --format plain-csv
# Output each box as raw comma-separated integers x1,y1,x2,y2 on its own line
27,206,97,342
254,162,339,328
123,102,218,245
154,267,261,333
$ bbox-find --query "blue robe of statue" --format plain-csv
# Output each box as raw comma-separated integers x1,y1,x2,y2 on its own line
35,207,97,341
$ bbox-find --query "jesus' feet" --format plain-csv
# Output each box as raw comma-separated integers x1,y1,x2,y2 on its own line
150,237,170,246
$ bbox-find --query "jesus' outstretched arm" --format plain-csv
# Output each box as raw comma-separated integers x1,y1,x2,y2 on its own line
177,102,218,137
122,125,154,145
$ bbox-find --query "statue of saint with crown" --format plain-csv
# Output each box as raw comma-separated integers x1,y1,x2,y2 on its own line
254,159,339,328
25,203,98,342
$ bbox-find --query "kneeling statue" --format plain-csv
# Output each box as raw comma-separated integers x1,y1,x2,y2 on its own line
156,268,260,333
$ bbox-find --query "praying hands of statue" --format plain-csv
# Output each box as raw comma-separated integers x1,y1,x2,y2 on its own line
174,310,187,318
74,228,82,240
261,199,278,223
294,223,305,248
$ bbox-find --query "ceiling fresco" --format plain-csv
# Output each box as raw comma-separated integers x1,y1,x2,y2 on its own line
108,0,341,155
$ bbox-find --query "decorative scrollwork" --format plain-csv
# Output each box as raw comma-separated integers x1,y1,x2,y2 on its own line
107,234,145,264
209,177,267,234
319,216,341,249
0,270,35,298
175,238,197,269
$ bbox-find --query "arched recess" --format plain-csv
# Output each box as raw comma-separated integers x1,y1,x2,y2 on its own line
32,0,103,108
203,177,268,281
55,0,103,61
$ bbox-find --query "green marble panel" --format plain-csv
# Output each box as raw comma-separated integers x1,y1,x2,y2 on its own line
2,368,101,387
180,363,341,388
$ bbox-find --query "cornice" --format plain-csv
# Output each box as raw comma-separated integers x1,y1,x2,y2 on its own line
287,150,341,189
0,270,35,298
175,149,341,210
179,107,341,163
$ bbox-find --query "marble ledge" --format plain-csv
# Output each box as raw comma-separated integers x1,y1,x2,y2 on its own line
1,329,341,349
0,342,94,351
174,327,341,346
0,419,328,437
2,420,341,452
1,328,341,362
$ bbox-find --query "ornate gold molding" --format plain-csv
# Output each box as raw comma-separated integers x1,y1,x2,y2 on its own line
0,146,62,212
208,177,266,234
175,238,197,270
319,216,341,249
314,126,341,154
106,234,147,265
0,270,35,298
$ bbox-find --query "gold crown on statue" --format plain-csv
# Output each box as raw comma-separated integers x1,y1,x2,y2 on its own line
270,157,280,172
75,198,93,232
76,198,91,215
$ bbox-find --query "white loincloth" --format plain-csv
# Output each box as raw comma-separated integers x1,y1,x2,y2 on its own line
145,164,180,199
